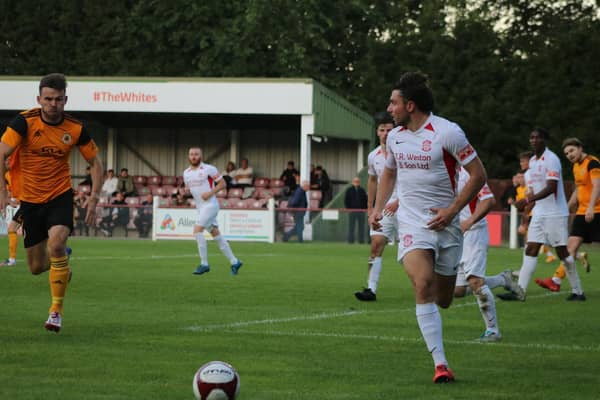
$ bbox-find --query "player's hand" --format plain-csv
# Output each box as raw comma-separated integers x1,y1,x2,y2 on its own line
460,220,472,233
383,200,399,216
514,199,527,211
369,210,383,231
85,200,97,226
427,207,456,231
0,191,9,217
201,191,212,201
585,209,594,223
517,223,528,235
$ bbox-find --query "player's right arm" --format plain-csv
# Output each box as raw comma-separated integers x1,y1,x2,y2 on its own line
0,141,17,215
366,174,378,216
370,167,395,229
567,187,578,214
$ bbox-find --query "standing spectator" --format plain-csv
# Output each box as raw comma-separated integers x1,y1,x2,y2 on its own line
134,194,153,238
344,177,368,244
74,190,90,236
280,160,299,195
100,192,130,236
117,168,136,197
501,174,519,211
233,158,253,188
101,169,118,197
283,180,309,243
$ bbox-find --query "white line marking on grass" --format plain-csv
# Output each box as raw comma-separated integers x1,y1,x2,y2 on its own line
183,292,559,332
66,253,281,261
232,329,600,353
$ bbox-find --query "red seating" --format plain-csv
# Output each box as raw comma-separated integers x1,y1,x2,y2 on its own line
147,176,162,186
133,175,147,185
253,187,274,199
309,190,322,200
247,198,266,208
270,178,285,188
161,185,176,195
161,176,177,186
309,199,320,210
137,186,151,196
231,199,247,209
157,197,172,207
219,199,234,209
176,176,184,187
254,177,270,187
216,188,227,198
227,188,243,199
152,186,172,197
77,184,91,194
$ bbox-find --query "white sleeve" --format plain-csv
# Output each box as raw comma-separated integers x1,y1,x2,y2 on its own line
367,152,376,176
384,134,397,170
208,165,223,182
545,154,561,181
477,183,494,201
441,124,477,166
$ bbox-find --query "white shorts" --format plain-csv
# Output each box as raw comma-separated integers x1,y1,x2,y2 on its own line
370,213,398,241
527,215,568,247
396,220,463,276
456,227,488,286
196,203,219,230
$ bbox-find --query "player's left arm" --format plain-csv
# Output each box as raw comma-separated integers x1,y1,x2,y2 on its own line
585,161,600,222
201,169,225,201
76,128,104,225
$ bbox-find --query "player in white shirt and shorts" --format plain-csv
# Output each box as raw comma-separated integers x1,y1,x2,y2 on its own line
497,128,584,301
453,167,520,341
183,147,243,276
370,72,487,383
355,112,397,301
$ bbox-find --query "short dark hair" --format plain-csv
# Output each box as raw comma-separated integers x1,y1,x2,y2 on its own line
393,72,434,113
287,160,295,166
532,127,550,140
39,73,67,93
562,137,583,149
121,168,128,172
373,111,394,126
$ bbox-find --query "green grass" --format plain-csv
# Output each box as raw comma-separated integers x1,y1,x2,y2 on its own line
1,238,599,399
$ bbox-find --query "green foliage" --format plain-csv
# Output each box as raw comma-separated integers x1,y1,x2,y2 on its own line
0,238,599,399
0,0,598,177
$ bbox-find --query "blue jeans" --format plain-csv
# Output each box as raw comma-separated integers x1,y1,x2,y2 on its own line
283,212,305,242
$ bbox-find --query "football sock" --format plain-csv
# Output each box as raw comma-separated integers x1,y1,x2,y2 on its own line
368,257,382,293
553,262,566,281
563,255,583,295
517,255,538,293
8,231,17,260
213,235,238,265
474,285,498,332
195,232,208,265
484,274,505,290
49,255,70,314
416,303,447,367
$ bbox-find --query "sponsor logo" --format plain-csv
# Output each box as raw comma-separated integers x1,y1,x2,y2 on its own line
457,144,475,161
61,133,72,145
403,234,413,247
160,214,176,231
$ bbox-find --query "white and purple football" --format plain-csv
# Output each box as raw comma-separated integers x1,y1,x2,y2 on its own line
193,361,240,400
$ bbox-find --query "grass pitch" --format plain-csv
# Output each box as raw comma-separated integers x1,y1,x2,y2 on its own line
0,238,599,399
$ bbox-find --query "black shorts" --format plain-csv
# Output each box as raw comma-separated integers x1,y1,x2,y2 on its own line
20,189,74,248
570,214,600,243
12,207,23,225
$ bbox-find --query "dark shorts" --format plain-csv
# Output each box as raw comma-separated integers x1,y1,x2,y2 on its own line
20,189,74,248
570,214,600,243
12,207,23,225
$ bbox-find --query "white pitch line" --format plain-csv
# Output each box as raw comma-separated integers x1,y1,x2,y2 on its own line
183,292,559,332
232,329,600,353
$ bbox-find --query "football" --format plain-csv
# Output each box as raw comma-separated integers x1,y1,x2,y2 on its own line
193,361,240,400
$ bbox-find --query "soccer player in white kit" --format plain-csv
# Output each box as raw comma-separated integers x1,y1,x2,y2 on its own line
355,112,398,301
183,147,243,275
453,167,515,342
497,128,583,301
371,72,486,383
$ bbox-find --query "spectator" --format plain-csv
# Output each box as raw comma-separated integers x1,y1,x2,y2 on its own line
311,165,332,206
100,192,130,236
283,180,309,243
116,168,136,197
74,190,90,236
280,160,299,195
79,165,92,186
344,177,368,244
134,194,153,238
221,161,237,189
101,169,118,197
233,158,253,188
501,174,519,211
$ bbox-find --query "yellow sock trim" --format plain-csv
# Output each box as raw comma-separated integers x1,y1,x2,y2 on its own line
554,263,566,279
49,256,70,314
8,232,17,259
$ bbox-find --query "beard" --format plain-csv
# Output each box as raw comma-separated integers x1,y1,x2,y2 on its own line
189,158,201,167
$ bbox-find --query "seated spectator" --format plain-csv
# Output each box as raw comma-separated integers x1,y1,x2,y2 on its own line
101,169,118,197
221,161,237,189
100,192,130,236
311,165,331,206
134,194,153,238
80,165,92,186
116,168,136,197
172,191,187,206
232,158,254,188
73,190,89,236
280,160,299,195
